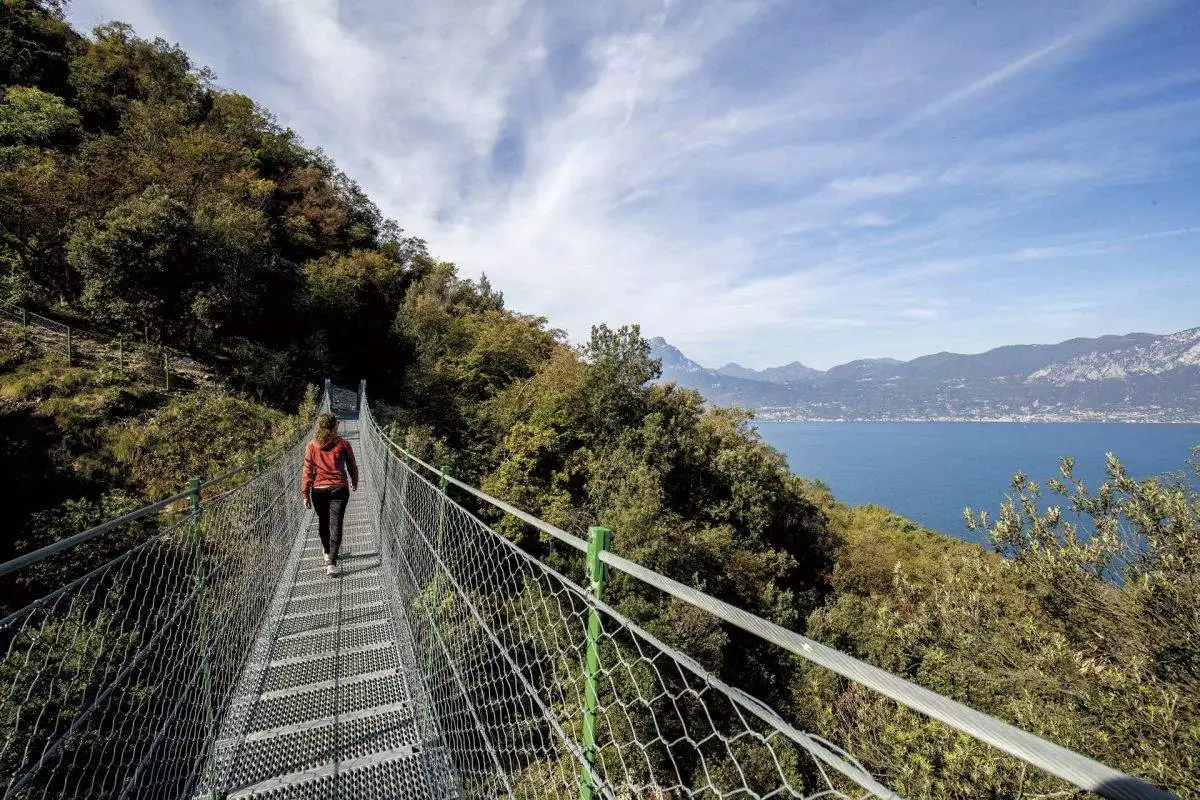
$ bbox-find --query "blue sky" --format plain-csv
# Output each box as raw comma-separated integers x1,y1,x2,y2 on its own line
69,0,1200,369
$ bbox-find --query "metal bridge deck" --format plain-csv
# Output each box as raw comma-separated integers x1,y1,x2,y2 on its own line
202,418,453,799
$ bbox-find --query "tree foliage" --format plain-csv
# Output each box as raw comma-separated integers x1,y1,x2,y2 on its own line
0,7,421,399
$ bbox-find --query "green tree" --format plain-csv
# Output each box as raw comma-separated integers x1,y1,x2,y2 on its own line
68,185,200,340
0,85,80,146
69,22,203,131
967,452,1200,688
579,323,660,437
0,0,75,94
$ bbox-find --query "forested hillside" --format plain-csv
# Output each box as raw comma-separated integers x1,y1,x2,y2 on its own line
1,2,1196,796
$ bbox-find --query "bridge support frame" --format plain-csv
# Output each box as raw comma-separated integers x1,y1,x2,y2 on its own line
580,525,612,800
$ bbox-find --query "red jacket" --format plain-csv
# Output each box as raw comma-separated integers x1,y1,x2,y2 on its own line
301,435,359,499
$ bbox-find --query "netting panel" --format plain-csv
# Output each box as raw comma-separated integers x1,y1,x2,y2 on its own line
360,404,874,800
0,402,323,800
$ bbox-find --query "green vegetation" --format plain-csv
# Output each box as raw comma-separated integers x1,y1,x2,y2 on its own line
1,2,1196,796
0,327,307,610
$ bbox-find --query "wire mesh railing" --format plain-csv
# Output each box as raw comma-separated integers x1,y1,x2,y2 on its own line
0,305,192,390
360,393,890,799
357,384,1177,800
0,391,328,800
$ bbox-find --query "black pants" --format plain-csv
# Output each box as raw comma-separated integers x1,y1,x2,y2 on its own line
311,485,350,564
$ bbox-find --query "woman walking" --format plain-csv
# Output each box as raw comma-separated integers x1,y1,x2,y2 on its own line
301,413,359,576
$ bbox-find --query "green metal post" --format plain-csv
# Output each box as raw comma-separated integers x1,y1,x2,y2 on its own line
188,477,200,513
580,526,613,800
66,327,72,366
188,476,217,797
254,453,263,473
379,447,390,516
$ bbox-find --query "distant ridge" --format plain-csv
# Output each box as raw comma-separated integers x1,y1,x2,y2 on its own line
718,361,823,384
650,328,1200,422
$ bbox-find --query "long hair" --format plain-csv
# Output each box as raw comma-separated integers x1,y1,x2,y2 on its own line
314,413,339,446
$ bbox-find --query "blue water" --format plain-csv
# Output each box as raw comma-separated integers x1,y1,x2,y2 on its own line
754,422,1200,545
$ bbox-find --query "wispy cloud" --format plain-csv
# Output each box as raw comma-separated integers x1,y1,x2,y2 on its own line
68,0,1200,368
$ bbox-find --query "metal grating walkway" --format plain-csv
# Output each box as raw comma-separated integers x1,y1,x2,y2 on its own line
201,418,454,799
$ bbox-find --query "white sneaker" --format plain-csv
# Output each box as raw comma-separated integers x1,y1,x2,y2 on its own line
324,553,332,565
327,563,339,577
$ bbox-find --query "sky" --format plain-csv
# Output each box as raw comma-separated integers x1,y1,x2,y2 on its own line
68,0,1200,369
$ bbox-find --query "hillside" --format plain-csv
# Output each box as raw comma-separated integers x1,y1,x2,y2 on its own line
1,3,1196,797
653,328,1200,421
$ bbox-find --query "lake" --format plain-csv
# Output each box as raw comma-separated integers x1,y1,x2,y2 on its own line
754,422,1200,545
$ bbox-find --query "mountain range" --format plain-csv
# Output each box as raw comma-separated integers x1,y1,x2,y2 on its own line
648,327,1200,422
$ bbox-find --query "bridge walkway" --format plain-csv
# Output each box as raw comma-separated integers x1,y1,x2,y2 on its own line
201,416,453,799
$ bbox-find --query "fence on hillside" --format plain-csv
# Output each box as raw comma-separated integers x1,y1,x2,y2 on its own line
0,305,201,390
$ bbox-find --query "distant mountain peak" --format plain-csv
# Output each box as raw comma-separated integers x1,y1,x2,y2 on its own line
716,362,763,381
648,337,704,373
758,360,824,384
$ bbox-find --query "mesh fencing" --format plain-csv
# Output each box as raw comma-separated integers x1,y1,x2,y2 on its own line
0,393,326,800
0,305,194,391
359,399,887,800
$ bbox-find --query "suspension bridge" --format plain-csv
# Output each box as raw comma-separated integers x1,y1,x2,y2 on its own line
0,382,1178,800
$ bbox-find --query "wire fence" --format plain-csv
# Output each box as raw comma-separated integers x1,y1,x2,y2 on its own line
361,435,883,797
0,391,328,800
0,305,200,391
358,386,1177,800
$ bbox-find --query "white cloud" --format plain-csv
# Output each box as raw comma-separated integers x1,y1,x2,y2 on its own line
66,0,1198,368
829,174,925,198
847,213,902,229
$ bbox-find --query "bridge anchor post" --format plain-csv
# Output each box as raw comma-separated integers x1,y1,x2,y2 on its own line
580,525,612,800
